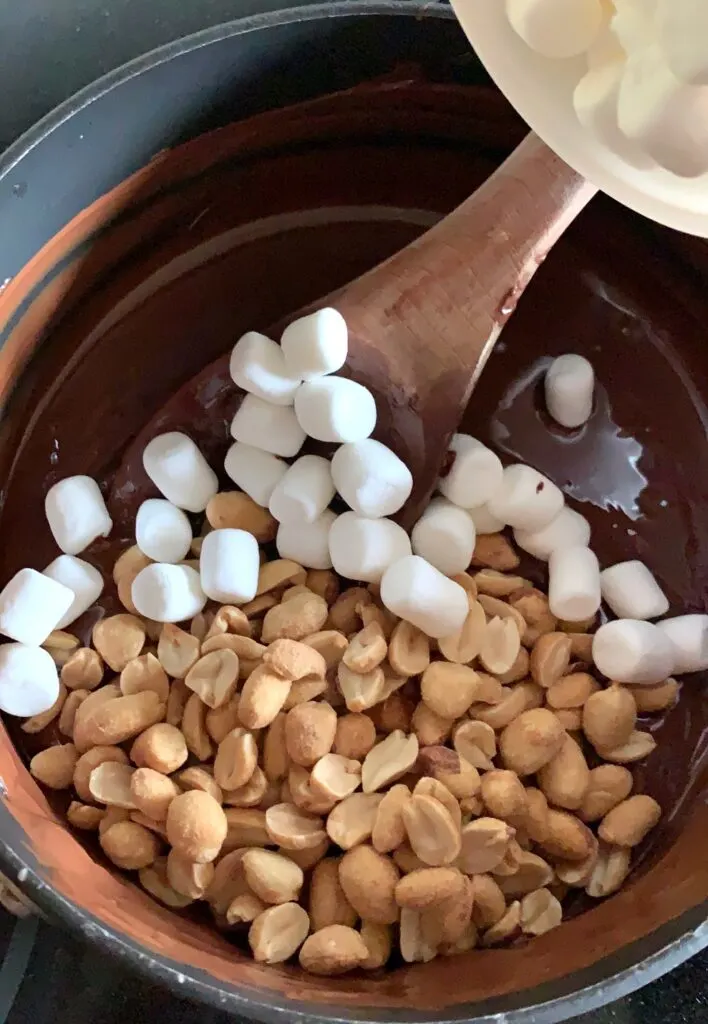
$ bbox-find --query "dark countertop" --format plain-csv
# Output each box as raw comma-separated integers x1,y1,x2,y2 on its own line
0,0,705,1021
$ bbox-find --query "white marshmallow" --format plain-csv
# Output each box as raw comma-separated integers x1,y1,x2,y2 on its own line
438,435,504,510
506,0,605,59
514,507,591,561
468,504,506,535
656,614,708,673
277,510,337,570
229,331,301,406
544,354,595,429
380,555,469,639
0,643,60,717
574,59,655,170
230,394,306,458
487,464,564,531
0,568,74,645
548,545,602,621
199,529,259,605
600,560,669,620
268,455,335,524
294,378,376,444
135,499,193,564
45,475,113,556
43,555,104,629
132,563,206,623
280,308,348,381
593,618,676,684
329,512,411,584
142,432,218,513
330,439,412,519
411,498,476,577
657,0,708,86
223,442,287,508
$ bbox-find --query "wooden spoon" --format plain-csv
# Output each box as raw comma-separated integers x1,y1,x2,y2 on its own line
327,132,597,528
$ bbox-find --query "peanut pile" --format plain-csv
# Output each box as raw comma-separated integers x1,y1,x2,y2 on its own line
25,518,670,975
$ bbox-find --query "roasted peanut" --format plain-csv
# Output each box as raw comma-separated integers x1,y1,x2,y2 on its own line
214,728,258,791
309,858,357,931
285,701,337,768
334,713,377,760
402,794,461,867
598,794,661,848
583,686,638,752
479,616,521,675
261,592,328,643
529,632,572,688
579,765,634,822
520,888,563,936
472,533,520,572
362,731,418,793
500,708,566,776
299,924,368,975
546,671,599,709
388,619,430,677
437,599,487,664
166,790,228,863
81,690,165,747
627,678,678,713
338,845,399,924
130,767,179,820
453,720,496,771
459,817,514,874
100,820,160,870
92,614,146,672
420,662,480,719
130,722,188,774
538,810,594,863
73,745,129,803
480,770,528,821
61,648,104,691
265,803,326,851
537,734,590,811
207,491,276,541
249,902,310,963
326,792,382,850
585,844,631,898
242,849,304,904
372,784,411,853
67,801,105,831
238,663,292,729
30,743,78,790
185,650,239,709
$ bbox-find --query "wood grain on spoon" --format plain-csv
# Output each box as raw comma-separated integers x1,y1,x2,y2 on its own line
332,133,597,528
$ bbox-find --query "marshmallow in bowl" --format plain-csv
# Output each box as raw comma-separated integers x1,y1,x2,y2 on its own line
656,614,708,673
0,643,60,717
132,563,206,623
331,439,413,518
380,555,469,639
548,545,602,621
514,506,591,561
329,512,411,584
411,498,476,577
544,354,595,429
142,432,218,513
468,504,506,535
294,377,377,444
223,442,288,508
600,560,669,620
135,499,193,564
277,510,337,570
43,555,104,629
438,434,503,510
505,0,605,59
280,308,348,380
593,618,676,684
487,464,564,531
0,569,74,645
229,331,302,405
657,0,708,86
269,455,335,524
45,475,113,555
230,395,306,458
200,529,259,604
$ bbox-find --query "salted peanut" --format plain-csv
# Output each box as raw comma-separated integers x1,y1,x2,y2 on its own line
520,888,562,936
129,767,178,820
331,715,375,764
583,685,637,753
261,593,328,644
362,731,419,794
419,874,474,948
120,653,169,703
327,587,370,634
285,701,337,768
473,569,528,598
283,674,328,709
326,792,382,850
371,784,411,853
342,622,387,675
402,794,461,867
213,727,257,792
579,765,633,823
226,892,268,925
411,702,454,746
173,766,221,805
204,696,241,744
262,713,289,783
472,533,520,572
420,662,480,720
206,849,250,914
479,617,521,675
399,906,437,963
303,631,348,671
225,767,268,811
418,746,481,800
130,809,168,838
165,677,189,728
469,681,543,730
155,623,199,679
599,730,657,764
490,837,526,878
92,614,146,672
360,921,392,969
387,619,430,678
287,763,337,815
452,720,496,772
395,867,463,909
338,846,400,924
71,683,121,751
546,671,598,709
468,873,505,929
88,760,136,808
500,708,566,776
265,802,326,851
241,594,277,619
164,849,214,899
309,858,357,931
459,817,514,874
241,848,304,905
481,899,521,946
139,857,193,908
567,632,594,661
42,631,80,668
262,640,325,684
627,678,678,713
276,837,326,872
184,650,239,710
113,545,151,584
506,587,555,645
305,569,339,604
205,606,251,640
299,924,367,975
61,648,104,692
202,635,263,660
30,743,78,790
599,795,661,848
337,661,386,713
358,603,398,642
248,902,310,964
496,646,530,685
310,754,361,803
392,844,428,875
481,770,528,822
414,778,461,830
497,849,554,897
72,745,128,803
67,800,105,831
553,708,583,732
586,844,631,898
477,595,526,634
438,599,487,665
100,820,160,870
369,692,415,735
129,723,188,777
98,806,131,836
529,633,572,688
176,692,210,761
537,734,590,811
238,663,291,730
206,491,276,541
21,683,68,734
166,790,228,863
255,559,305,596
538,809,594,863
554,839,599,887
82,690,166,748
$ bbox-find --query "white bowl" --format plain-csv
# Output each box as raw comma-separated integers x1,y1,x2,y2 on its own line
450,0,708,237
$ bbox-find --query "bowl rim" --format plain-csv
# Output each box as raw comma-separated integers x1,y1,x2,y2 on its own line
0,2,706,1020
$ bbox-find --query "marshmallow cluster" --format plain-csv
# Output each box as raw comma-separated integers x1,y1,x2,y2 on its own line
506,0,708,178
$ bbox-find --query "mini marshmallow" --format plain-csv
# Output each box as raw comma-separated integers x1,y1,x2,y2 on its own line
0,569,74,645
269,455,335,524
294,378,376,444
657,614,708,673
468,504,506,535
132,563,206,623
277,510,337,570
380,555,468,639
135,499,193,564
600,560,669,620
45,475,112,555
200,529,259,605
411,498,476,577
506,0,605,59
548,545,602,621
487,464,564,531
223,442,287,508
330,439,413,518
142,432,218,513
657,0,708,86
544,354,595,429
43,555,104,629
574,59,655,170
280,308,348,381
438,435,504,510
329,512,411,584
514,507,591,561
0,643,60,717
593,619,676,684
230,395,306,458
229,331,301,406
